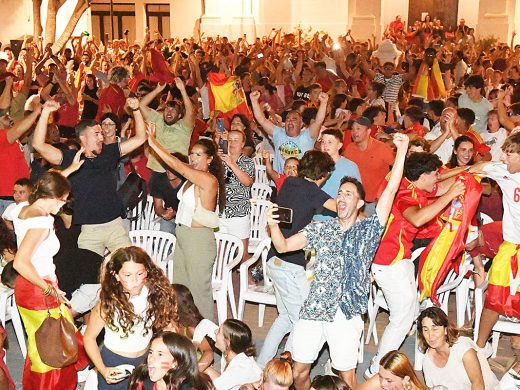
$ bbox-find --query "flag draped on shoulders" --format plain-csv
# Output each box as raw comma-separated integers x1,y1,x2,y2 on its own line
412,58,446,102
418,172,482,305
207,72,252,126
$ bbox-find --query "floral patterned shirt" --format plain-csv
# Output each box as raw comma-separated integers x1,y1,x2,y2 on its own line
299,214,384,322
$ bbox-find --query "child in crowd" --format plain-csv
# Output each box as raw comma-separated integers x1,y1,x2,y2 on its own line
482,109,508,160
262,150,299,191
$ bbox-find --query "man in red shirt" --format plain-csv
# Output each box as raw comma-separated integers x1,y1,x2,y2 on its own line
364,152,465,378
343,116,394,215
96,66,129,121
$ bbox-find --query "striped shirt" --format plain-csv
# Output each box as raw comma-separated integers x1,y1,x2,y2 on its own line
374,73,405,103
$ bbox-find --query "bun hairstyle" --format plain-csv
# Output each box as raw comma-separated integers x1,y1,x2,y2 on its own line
222,319,256,357
29,171,70,204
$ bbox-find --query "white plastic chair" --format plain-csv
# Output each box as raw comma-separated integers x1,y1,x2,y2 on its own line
238,239,275,327
474,278,520,358
248,199,271,254
254,165,269,186
128,195,160,231
251,183,272,201
213,233,244,324
0,287,27,360
129,230,176,282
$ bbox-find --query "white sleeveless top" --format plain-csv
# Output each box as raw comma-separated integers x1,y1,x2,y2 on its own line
12,202,58,279
104,285,153,353
176,182,196,226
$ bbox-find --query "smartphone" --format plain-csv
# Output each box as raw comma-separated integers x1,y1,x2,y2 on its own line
257,53,264,59
216,118,225,133
277,207,293,224
219,139,228,154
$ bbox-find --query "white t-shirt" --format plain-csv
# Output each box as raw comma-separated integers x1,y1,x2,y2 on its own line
423,336,499,389
213,352,262,390
425,123,454,163
1,202,17,221
482,128,508,161
482,162,520,244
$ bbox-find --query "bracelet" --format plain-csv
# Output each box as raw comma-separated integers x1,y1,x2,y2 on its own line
131,107,140,111
41,283,52,296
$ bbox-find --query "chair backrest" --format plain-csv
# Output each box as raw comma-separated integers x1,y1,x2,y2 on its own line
249,199,271,243
129,230,176,274
213,232,244,284
128,195,160,231
257,238,273,288
251,183,272,201
254,165,269,186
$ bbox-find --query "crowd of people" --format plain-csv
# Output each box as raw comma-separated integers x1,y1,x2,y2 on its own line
0,11,520,390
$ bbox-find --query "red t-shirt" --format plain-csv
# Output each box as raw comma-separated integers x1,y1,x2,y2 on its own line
0,130,29,197
403,122,427,138
96,84,126,121
274,173,288,191
373,178,440,265
56,102,80,128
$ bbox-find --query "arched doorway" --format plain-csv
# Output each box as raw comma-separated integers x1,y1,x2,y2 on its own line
408,0,459,32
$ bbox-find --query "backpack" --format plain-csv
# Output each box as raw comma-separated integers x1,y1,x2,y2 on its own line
117,162,147,221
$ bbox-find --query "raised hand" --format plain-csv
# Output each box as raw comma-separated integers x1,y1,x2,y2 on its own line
126,97,139,111
42,99,61,113
392,132,410,151
250,90,261,102
174,77,185,91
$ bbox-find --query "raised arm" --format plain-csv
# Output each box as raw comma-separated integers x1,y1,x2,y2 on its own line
375,133,408,225
308,92,328,139
0,77,13,111
266,204,308,253
119,97,147,156
6,97,42,144
250,90,275,136
147,126,216,192
32,100,64,165
138,82,167,120
174,77,195,128
497,90,515,131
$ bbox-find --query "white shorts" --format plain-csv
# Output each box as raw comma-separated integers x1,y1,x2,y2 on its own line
70,284,101,314
219,215,251,240
292,309,363,372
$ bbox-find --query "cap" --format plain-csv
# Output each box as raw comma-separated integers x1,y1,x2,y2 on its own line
354,116,372,128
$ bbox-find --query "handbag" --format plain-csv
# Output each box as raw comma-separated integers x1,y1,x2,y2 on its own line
34,295,78,368
118,161,147,221
192,186,220,228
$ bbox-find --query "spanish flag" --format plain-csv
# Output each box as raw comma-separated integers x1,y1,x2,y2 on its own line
485,241,520,318
418,172,482,305
207,72,253,127
412,58,446,102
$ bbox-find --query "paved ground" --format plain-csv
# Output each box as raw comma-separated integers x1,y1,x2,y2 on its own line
5,278,517,389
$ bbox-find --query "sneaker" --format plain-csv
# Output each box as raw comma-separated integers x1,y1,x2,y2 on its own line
363,364,378,380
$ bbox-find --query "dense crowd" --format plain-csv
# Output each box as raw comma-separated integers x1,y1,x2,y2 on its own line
0,12,519,390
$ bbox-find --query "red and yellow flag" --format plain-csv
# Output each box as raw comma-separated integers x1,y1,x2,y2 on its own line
418,172,482,305
412,58,446,102
207,72,253,127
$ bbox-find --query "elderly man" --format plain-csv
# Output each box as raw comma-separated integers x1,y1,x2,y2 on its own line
33,97,147,257
343,116,394,215
250,89,328,172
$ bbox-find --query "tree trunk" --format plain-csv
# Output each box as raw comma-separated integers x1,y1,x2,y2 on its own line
51,0,90,54
32,0,43,38
44,0,57,45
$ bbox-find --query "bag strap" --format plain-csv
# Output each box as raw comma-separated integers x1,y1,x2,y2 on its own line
43,290,64,318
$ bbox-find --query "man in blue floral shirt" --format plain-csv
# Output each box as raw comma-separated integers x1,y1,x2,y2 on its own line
267,133,409,389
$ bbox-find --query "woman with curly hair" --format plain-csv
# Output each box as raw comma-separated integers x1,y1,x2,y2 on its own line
172,284,214,372
83,246,178,390
128,331,213,390
147,127,225,320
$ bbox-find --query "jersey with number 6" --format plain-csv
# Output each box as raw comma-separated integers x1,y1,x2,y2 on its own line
482,162,520,244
